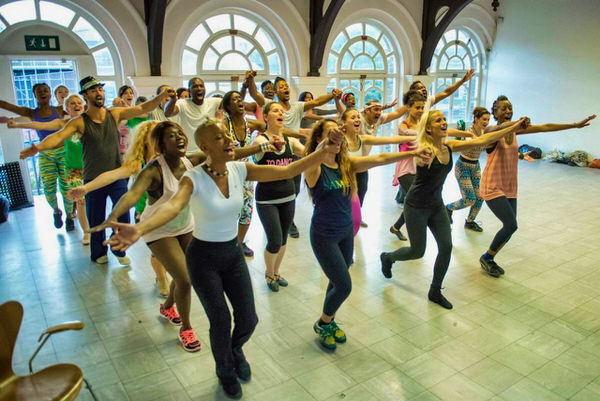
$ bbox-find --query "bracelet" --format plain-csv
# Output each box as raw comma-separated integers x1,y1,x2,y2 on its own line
260,142,269,152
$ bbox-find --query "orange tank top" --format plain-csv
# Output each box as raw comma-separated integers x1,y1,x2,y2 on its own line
481,133,519,200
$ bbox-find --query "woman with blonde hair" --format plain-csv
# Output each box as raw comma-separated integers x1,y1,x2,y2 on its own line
304,118,430,350
380,110,526,309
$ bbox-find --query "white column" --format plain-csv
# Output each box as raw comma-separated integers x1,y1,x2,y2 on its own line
290,76,333,101
405,75,435,91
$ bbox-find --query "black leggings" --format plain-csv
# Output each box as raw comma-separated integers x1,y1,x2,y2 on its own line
356,171,369,206
486,197,518,252
293,173,302,196
393,174,416,229
310,225,354,316
388,204,452,288
256,200,295,253
186,237,258,380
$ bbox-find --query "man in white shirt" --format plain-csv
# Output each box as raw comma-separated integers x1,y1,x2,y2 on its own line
164,77,221,152
149,84,176,122
410,68,475,115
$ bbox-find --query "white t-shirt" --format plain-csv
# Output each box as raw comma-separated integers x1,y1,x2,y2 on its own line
360,113,388,155
183,161,247,242
176,98,221,152
266,101,305,132
423,95,436,115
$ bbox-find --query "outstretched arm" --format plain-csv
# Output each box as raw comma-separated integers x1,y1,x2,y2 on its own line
447,129,476,139
382,105,410,124
0,100,35,119
350,147,431,173
518,114,596,135
68,163,137,200
7,118,66,131
447,118,526,152
360,134,415,146
433,68,474,105
20,117,84,158
304,89,341,111
116,90,171,121
245,71,266,107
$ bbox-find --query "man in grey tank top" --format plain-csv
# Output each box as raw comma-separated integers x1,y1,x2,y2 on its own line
21,76,171,264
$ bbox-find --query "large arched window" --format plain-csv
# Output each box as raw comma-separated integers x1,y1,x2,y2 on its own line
326,22,401,112
181,12,285,96
0,0,122,102
430,28,483,123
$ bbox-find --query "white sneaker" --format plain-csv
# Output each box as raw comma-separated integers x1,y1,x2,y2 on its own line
94,255,108,264
117,256,131,265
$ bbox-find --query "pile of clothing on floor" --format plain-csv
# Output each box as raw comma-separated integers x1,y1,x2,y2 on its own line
545,148,595,167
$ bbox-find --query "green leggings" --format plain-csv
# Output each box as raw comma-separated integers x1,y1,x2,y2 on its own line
39,148,73,212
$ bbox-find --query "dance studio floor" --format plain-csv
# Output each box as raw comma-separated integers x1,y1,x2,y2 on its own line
1,160,600,401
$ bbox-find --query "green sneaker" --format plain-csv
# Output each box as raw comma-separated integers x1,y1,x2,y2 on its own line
328,320,346,343
313,321,336,350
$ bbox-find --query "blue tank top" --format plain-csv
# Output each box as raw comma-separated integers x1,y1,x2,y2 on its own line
33,107,61,141
310,164,352,236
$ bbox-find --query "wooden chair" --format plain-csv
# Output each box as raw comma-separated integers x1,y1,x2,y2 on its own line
0,301,98,400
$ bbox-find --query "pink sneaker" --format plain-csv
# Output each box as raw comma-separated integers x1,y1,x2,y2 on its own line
159,304,182,326
179,328,202,352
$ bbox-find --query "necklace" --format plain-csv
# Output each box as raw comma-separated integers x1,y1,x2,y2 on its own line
203,162,228,177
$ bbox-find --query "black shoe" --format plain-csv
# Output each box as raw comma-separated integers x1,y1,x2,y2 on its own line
428,287,453,309
235,359,251,382
219,377,242,399
53,210,63,228
380,252,393,279
490,260,505,275
446,208,453,224
65,216,75,232
479,256,501,278
289,222,299,238
389,225,407,241
242,242,254,257
464,220,483,232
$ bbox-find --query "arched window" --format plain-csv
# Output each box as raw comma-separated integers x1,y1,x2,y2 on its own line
430,28,483,123
0,0,122,102
327,22,401,113
181,12,285,96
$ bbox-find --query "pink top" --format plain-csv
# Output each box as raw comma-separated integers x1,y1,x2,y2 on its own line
480,132,519,200
392,120,417,186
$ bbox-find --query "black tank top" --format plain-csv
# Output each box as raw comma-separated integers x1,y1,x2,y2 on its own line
81,110,121,181
310,164,352,236
255,134,296,202
405,144,453,209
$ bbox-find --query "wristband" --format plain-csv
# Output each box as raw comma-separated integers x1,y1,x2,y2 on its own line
260,142,270,152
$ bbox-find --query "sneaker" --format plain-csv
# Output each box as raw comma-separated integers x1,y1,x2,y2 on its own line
65,216,75,232
328,320,346,343
313,321,336,350
428,287,453,309
53,210,63,228
360,220,368,228
219,377,242,399
479,256,501,278
159,304,182,325
94,255,108,264
464,220,483,232
275,274,288,287
265,275,279,292
389,225,407,241
156,277,169,298
82,233,90,245
242,242,254,257
380,252,393,279
289,222,299,238
490,260,505,275
446,208,453,224
117,256,131,265
235,359,251,382
179,328,201,352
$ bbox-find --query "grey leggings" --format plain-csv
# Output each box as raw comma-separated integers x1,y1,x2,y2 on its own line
387,203,452,288
486,196,518,252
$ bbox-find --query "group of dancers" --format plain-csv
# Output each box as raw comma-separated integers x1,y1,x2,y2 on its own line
1,69,595,399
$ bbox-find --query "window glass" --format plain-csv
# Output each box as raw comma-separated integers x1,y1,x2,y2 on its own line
73,17,104,48
0,0,36,24
40,1,75,27
92,48,115,75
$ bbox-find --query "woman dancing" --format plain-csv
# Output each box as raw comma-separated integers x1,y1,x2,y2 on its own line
380,110,526,309
101,118,342,398
478,96,595,277
304,119,429,349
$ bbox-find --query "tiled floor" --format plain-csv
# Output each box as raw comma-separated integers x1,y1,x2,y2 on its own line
1,160,600,401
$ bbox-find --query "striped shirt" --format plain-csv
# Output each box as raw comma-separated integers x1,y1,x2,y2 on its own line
480,132,519,200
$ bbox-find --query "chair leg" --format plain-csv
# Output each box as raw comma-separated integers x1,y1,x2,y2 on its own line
83,378,99,401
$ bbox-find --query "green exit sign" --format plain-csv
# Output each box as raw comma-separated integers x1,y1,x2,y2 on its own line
24,35,60,51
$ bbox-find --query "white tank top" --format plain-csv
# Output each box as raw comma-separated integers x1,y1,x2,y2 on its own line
348,136,363,157
141,155,194,243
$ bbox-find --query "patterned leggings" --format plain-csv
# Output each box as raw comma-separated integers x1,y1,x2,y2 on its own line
39,148,73,213
446,158,482,222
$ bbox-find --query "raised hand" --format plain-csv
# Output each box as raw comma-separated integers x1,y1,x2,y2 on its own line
112,97,127,107
574,114,597,128
166,87,177,100
388,98,398,108
6,119,16,128
101,221,142,252
331,88,342,98
67,186,87,201
268,135,286,152
327,127,344,145
0,116,11,124
20,143,39,159
461,68,475,82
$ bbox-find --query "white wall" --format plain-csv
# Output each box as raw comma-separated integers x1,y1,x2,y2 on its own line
485,0,600,157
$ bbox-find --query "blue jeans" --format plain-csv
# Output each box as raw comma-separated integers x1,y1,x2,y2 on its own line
84,178,130,261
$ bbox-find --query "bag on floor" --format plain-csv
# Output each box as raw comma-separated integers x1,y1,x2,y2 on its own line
518,144,542,159
546,149,568,163
0,194,9,223
565,150,593,167
588,159,600,169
